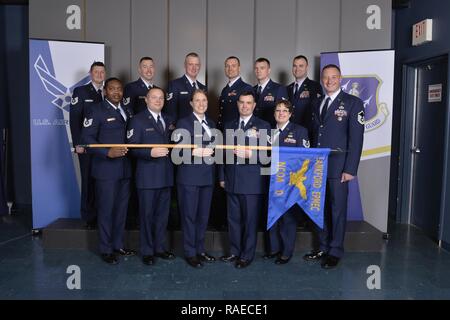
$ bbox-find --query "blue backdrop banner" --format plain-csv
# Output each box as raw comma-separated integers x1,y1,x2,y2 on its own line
29,39,104,228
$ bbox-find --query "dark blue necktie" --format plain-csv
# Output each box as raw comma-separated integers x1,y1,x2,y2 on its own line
256,85,262,100
321,97,331,122
240,120,245,130
156,115,164,134
116,106,126,121
97,89,103,101
294,83,299,97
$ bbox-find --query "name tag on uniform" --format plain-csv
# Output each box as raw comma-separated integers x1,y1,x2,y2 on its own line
284,138,297,144
84,99,93,102
107,118,116,122
138,96,146,99
180,91,189,95
145,128,155,131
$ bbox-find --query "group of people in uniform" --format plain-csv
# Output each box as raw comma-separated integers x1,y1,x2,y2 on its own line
69,52,364,270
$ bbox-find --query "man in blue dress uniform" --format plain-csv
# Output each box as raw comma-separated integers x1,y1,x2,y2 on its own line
127,87,176,266
286,55,322,127
123,57,159,228
123,56,159,115
253,57,288,126
166,52,207,121
70,61,105,229
218,56,253,130
219,91,271,269
303,64,365,269
82,77,136,265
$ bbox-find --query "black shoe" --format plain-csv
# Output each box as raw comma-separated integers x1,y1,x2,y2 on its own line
186,256,203,268
262,252,280,259
303,250,325,261
220,254,238,263
142,255,154,265
275,256,291,265
155,251,175,260
114,248,137,256
235,259,251,269
198,252,216,263
101,253,118,265
321,255,340,269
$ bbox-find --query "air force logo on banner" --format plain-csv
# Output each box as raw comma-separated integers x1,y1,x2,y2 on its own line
34,55,90,112
341,76,388,132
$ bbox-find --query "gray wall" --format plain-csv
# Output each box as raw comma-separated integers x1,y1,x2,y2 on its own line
29,0,392,89
29,0,392,231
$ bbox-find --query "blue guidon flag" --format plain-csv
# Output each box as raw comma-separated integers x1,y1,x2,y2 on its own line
268,147,331,230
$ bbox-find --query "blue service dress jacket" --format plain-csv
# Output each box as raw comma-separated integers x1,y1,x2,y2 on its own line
126,109,175,189
81,100,133,180
309,90,365,179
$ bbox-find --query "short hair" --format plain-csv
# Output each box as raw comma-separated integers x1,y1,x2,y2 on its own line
293,55,308,64
238,90,255,102
90,61,105,72
185,52,200,60
255,57,270,67
104,77,122,88
190,88,207,101
225,56,241,66
322,64,341,74
275,99,293,113
147,86,164,96
139,56,154,64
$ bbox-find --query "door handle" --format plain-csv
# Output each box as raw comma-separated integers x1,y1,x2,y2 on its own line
411,147,421,154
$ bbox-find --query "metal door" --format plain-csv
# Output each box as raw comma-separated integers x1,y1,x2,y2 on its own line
410,56,448,241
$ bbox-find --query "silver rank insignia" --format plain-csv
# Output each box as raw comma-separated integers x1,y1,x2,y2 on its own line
167,93,173,101
127,129,134,139
303,139,310,148
358,111,365,125
71,97,78,105
83,118,93,127
172,132,182,142
123,97,131,105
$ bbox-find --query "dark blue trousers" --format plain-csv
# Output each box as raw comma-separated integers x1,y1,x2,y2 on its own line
0,145,7,216
226,193,262,261
95,179,130,254
268,206,299,257
79,153,96,222
138,188,171,256
318,179,349,258
177,184,213,258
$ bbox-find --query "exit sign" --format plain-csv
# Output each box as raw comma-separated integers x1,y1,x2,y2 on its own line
412,19,433,46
